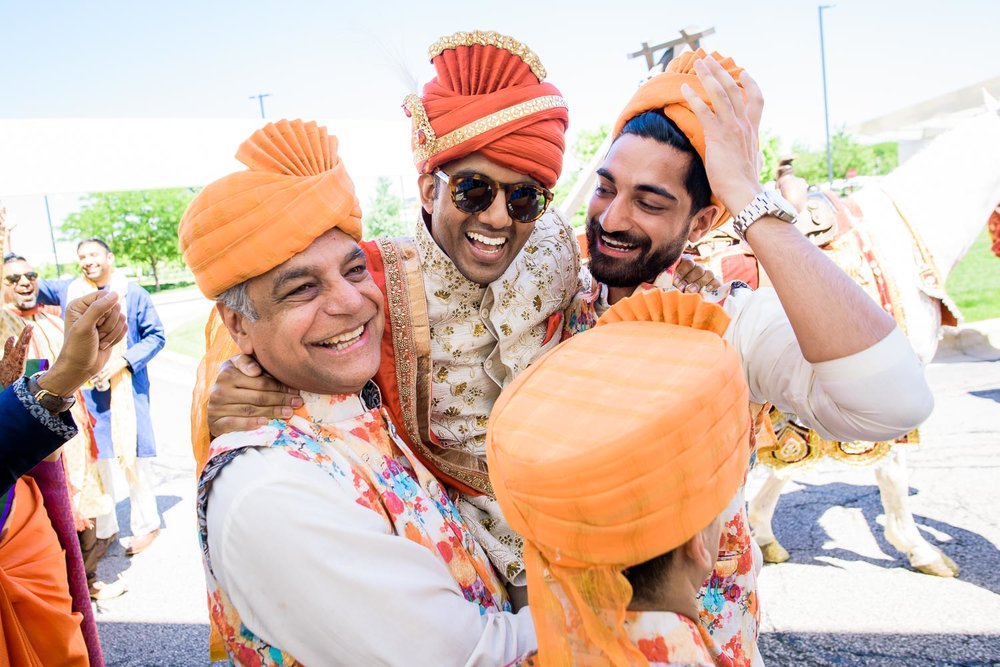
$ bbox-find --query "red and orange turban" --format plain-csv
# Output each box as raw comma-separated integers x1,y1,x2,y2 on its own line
614,49,745,228
179,119,363,299
488,290,750,666
403,30,569,189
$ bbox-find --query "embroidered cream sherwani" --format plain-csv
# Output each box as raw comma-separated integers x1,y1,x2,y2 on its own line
415,209,579,585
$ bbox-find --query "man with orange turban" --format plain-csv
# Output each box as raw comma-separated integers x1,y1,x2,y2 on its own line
180,119,537,665
562,50,933,666
490,291,750,666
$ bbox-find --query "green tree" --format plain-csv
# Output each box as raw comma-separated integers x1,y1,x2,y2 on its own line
364,177,407,238
759,132,781,184
791,130,898,185
553,124,610,228
62,187,195,289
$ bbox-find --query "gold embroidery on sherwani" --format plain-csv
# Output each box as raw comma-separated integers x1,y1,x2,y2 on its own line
417,208,579,461
376,237,492,494
416,208,580,587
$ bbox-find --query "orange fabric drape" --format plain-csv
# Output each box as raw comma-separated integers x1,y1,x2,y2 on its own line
0,477,88,667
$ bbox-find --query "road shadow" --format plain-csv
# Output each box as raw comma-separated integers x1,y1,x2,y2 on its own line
970,388,1000,404
760,630,1000,666
767,481,1000,595
98,621,227,666
94,494,182,588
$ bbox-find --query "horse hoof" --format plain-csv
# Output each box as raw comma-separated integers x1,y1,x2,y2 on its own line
913,553,959,578
760,540,790,564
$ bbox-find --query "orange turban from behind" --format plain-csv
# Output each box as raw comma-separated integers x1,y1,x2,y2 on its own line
613,49,745,228
488,290,750,666
403,30,569,189
179,119,363,299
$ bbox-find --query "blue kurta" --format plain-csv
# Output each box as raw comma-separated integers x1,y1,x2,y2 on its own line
38,278,166,459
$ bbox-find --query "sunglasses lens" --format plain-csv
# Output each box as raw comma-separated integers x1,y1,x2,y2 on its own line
451,176,495,213
507,185,548,222
5,273,38,284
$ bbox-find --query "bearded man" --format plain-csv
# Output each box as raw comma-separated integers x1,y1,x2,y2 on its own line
561,51,932,666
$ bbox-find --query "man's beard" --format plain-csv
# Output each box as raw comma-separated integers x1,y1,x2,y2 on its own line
586,216,691,288
13,293,37,311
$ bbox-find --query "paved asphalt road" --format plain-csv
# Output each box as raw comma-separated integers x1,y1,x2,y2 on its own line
93,291,1000,666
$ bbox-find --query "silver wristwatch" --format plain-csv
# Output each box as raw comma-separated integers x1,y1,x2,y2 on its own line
731,190,798,242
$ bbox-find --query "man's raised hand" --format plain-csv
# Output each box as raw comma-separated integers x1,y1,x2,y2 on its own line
681,57,765,216
41,292,127,397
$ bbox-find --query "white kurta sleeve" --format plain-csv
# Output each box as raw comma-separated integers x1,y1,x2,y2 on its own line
722,286,933,442
206,448,536,666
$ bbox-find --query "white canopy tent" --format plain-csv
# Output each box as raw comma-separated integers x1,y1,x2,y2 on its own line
849,75,1000,162
0,117,416,269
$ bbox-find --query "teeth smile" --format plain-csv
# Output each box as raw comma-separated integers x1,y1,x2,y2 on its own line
318,325,364,350
602,234,637,251
467,232,506,248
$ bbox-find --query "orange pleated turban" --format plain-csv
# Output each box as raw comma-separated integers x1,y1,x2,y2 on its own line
613,49,745,229
403,30,569,189
179,119,363,299
488,290,750,666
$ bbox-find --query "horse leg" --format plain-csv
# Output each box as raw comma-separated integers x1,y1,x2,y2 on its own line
873,448,959,577
748,466,791,563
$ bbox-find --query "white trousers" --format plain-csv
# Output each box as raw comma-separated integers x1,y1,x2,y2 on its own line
94,457,161,539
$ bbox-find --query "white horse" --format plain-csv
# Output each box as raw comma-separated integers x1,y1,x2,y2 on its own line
748,102,1000,577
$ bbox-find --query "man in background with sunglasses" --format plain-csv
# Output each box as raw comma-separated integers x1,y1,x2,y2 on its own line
15,236,168,561
0,252,123,600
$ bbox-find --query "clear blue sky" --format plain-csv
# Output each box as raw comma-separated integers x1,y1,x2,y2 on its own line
3,0,997,146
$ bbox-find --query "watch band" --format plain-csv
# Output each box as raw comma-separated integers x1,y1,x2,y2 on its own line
27,371,77,414
732,191,798,242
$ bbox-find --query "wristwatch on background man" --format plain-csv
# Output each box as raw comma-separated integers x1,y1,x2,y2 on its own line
27,371,76,413
732,190,799,242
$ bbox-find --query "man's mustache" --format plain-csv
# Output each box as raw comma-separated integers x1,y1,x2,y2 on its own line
586,217,650,251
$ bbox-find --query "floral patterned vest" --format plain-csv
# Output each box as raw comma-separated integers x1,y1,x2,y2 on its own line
513,612,716,667
197,385,510,665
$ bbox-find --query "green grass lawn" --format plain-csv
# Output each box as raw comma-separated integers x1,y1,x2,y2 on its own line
946,228,1000,323
164,317,207,359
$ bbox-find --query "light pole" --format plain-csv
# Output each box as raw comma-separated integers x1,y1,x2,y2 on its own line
249,93,272,119
43,195,62,276
819,4,835,186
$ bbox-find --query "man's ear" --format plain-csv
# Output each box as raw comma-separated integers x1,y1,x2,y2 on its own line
106,252,116,267
216,302,255,357
682,531,715,571
417,173,437,215
687,205,720,244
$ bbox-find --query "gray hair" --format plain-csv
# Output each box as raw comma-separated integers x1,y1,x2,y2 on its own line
216,281,258,321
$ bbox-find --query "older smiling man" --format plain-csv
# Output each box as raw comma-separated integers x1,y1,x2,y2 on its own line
180,119,535,665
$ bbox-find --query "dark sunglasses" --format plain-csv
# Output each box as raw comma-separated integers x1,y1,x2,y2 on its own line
436,170,553,223
4,272,38,284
